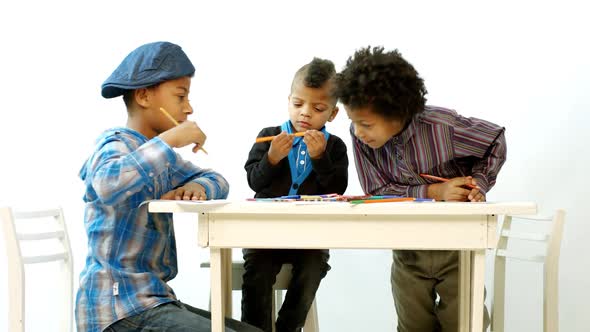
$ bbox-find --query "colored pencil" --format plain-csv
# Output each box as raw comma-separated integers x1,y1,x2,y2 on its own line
255,132,305,143
350,197,416,204
419,174,476,189
159,107,208,154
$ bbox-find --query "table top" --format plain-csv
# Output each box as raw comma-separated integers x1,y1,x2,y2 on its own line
147,200,537,216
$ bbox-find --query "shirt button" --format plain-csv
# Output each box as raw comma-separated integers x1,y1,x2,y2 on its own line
165,163,170,167
126,191,132,196
408,177,414,181
397,154,402,160
301,151,306,155
299,160,305,165
292,183,299,189
148,188,153,192
149,172,154,177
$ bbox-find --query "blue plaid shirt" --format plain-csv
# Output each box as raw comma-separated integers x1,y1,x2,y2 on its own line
75,127,229,332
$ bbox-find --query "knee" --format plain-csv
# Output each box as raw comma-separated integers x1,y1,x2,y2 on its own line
303,250,330,266
294,256,331,281
243,256,276,286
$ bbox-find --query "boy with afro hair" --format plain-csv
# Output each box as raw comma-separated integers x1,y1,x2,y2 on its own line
335,46,505,331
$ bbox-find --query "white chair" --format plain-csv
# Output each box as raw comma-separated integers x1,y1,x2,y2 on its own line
491,209,565,332
1,206,74,332
201,261,320,332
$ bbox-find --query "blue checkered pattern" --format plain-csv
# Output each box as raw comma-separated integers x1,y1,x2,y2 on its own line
75,127,229,332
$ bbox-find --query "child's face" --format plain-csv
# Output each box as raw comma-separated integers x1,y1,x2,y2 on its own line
288,82,338,132
345,105,405,149
149,77,193,131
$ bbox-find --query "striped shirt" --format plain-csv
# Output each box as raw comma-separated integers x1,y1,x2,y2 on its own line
352,106,506,198
75,128,229,332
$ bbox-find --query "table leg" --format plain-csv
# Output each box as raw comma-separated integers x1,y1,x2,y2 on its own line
459,251,472,332
222,248,232,315
210,248,225,332
470,249,486,332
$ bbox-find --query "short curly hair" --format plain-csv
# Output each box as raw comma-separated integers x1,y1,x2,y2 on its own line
291,57,336,93
334,46,427,123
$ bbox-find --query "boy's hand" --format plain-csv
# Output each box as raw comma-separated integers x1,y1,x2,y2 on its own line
267,132,294,165
303,130,327,159
427,176,475,202
159,121,207,153
161,183,207,201
467,178,486,202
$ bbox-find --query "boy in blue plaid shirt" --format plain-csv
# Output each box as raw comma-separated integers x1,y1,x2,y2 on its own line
76,41,260,332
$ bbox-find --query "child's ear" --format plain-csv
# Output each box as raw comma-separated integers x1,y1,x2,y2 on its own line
134,88,151,108
328,106,339,122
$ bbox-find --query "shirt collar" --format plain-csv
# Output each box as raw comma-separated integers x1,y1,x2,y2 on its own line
280,121,328,146
99,127,149,143
386,115,418,146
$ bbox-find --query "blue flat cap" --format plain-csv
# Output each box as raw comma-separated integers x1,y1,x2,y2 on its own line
101,41,195,98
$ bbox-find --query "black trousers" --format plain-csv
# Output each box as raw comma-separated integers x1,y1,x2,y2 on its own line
241,249,330,332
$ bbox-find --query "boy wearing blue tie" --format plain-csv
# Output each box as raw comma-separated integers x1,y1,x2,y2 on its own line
242,58,348,332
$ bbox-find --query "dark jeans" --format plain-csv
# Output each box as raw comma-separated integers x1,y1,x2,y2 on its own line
241,249,330,332
105,301,262,332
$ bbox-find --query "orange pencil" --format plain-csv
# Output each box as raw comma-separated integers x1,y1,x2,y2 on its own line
159,107,208,154
419,173,477,189
255,132,305,143
351,197,416,204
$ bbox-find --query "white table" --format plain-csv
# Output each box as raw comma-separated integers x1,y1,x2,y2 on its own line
148,200,537,332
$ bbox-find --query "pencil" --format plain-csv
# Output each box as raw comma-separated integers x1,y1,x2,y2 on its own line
419,174,476,189
350,197,416,204
159,107,208,154
255,132,305,143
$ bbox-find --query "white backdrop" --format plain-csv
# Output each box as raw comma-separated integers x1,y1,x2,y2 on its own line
1,1,588,331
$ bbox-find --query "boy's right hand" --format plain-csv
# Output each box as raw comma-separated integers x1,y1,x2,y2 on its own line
159,121,207,153
267,132,294,165
427,176,475,202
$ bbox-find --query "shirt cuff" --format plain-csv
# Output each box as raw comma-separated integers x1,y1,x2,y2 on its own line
471,173,489,195
407,184,429,199
191,178,212,198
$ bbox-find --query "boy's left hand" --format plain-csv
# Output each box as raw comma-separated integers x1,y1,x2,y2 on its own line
161,183,207,201
303,130,327,159
467,178,486,202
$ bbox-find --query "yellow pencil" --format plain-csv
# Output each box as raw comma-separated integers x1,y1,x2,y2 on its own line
159,107,208,154
159,107,180,126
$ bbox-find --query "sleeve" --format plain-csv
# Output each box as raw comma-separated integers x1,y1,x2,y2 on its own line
452,117,507,195
351,125,428,198
89,136,177,206
469,130,507,194
310,136,349,194
244,128,283,192
169,156,230,199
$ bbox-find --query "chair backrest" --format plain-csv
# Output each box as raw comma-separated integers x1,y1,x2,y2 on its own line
491,209,565,332
0,206,74,332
